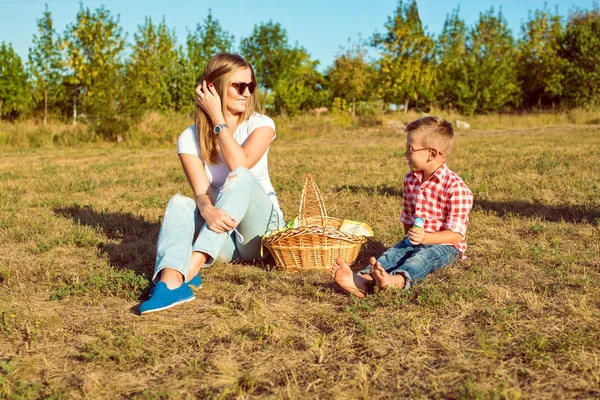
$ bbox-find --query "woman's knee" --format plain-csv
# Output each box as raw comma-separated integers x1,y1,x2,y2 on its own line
223,167,255,190
165,194,196,213
230,167,252,179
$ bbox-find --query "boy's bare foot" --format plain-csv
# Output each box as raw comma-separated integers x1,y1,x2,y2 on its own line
371,261,405,290
331,257,374,298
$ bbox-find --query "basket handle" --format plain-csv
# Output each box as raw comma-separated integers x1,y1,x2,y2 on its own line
298,173,327,227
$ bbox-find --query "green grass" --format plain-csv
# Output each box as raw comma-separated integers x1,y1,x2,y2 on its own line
0,118,599,399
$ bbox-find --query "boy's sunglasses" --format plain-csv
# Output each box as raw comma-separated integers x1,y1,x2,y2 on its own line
231,81,257,95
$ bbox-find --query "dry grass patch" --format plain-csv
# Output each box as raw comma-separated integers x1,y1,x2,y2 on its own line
0,122,599,399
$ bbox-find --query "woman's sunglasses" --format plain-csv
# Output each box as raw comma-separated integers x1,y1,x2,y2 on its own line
231,81,257,95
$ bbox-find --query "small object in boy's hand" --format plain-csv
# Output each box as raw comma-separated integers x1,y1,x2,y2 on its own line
405,217,425,245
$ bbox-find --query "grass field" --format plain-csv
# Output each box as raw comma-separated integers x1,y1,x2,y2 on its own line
1,116,599,399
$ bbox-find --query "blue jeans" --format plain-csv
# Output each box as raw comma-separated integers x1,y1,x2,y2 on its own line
152,167,284,282
358,240,460,289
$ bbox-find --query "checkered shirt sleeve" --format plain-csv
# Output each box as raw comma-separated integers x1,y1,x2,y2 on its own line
442,181,473,236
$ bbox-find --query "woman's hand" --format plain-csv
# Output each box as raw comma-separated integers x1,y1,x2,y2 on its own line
196,80,224,124
406,227,426,245
201,205,238,234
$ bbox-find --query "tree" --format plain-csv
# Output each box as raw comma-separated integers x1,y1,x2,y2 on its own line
240,21,323,115
61,3,126,136
0,42,30,120
171,45,193,113
328,40,373,116
239,21,290,91
518,6,563,109
371,0,436,113
126,17,180,113
559,5,600,108
273,48,324,116
186,10,234,85
443,7,521,114
28,4,63,125
436,7,469,111
471,8,521,113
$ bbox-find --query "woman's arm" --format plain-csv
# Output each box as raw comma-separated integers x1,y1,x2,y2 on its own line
217,125,275,171
179,153,237,233
196,81,275,171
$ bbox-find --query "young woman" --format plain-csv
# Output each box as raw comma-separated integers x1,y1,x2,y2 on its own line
139,53,284,314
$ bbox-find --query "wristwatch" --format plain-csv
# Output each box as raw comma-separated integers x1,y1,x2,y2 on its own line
213,123,228,135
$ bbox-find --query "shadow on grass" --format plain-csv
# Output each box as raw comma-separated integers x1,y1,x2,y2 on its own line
332,184,403,197
53,205,158,276
474,200,600,223
355,237,389,267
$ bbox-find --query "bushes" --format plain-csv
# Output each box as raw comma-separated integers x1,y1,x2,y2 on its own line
2,108,600,150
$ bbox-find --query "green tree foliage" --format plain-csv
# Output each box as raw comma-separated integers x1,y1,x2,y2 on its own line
239,21,290,92
273,48,324,116
559,6,600,108
61,4,126,136
440,7,521,114
372,0,436,113
126,17,180,114
470,8,521,113
518,6,564,109
240,21,323,115
327,41,373,116
0,42,30,120
436,7,469,111
171,46,193,113
28,4,63,125
187,10,234,86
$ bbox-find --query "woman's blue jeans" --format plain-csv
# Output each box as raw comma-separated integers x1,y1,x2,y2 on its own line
152,167,284,282
358,240,460,289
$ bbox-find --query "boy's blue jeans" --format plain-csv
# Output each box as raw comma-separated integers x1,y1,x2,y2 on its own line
358,240,461,289
152,167,284,283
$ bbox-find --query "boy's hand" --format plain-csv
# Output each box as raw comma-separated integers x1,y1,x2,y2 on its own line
407,227,425,245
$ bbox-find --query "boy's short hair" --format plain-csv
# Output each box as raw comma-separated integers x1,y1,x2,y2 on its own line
406,116,455,156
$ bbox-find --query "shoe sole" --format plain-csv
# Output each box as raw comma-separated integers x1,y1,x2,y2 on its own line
139,295,196,315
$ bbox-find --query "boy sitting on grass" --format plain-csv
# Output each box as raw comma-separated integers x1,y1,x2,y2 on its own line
332,116,473,297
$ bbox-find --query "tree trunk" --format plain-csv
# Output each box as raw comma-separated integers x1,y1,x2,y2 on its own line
72,89,77,126
352,96,356,117
44,88,48,126
404,96,409,114
537,95,542,111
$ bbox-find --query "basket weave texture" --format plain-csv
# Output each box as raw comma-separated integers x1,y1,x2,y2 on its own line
262,174,366,271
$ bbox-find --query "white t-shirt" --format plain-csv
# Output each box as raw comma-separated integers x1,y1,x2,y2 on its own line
177,112,282,216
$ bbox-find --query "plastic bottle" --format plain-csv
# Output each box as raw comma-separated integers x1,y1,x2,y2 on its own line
404,217,425,245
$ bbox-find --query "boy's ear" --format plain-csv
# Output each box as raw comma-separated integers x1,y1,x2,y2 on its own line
428,148,439,161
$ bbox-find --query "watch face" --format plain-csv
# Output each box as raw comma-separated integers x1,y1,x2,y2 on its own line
214,124,226,134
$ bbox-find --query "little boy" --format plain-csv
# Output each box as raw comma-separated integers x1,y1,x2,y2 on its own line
332,116,473,297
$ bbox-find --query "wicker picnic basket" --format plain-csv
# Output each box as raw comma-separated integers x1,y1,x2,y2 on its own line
262,174,367,271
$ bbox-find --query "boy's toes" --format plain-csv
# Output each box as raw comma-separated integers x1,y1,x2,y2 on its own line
331,263,340,278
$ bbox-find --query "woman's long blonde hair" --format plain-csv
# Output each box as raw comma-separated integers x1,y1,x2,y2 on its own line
195,53,262,164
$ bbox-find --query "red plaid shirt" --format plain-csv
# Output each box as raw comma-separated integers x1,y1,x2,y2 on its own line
401,163,473,256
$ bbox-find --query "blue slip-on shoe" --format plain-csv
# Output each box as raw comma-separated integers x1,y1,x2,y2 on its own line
139,282,195,315
187,272,203,289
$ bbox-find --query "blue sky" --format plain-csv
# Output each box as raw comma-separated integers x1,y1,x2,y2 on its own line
0,0,596,71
